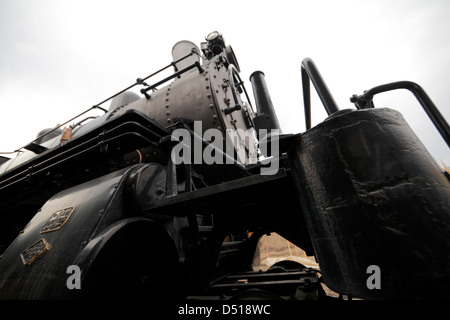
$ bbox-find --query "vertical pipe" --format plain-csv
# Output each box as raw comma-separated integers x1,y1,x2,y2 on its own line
249,71,282,134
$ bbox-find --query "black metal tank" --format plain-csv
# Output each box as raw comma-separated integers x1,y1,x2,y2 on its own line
289,107,450,299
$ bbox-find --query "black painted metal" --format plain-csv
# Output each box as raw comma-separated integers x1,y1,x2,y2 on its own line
288,107,450,299
0,110,169,195
249,71,281,136
350,80,450,147
1,32,449,301
301,58,340,130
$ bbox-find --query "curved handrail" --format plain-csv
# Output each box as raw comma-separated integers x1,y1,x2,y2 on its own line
350,81,450,148
301,58,340,130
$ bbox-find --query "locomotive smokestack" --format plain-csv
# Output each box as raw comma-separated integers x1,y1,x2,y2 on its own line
250,71,282,137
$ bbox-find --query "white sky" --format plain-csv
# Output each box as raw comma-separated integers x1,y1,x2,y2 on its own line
1,0,449,164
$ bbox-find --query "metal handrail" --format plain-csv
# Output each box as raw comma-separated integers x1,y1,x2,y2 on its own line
350,81,450,148
301,58,340,130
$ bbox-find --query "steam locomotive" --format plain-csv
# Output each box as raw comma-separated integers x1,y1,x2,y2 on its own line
0,32,449,300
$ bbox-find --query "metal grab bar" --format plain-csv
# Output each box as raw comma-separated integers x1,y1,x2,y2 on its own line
141,61,204,98
301,58,340,130
350,81,450,148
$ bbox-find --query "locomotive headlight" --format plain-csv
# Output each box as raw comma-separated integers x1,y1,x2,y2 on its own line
206,31,225,55
206,31,220,41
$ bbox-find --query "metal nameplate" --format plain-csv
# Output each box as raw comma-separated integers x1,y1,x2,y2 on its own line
40,206,75,234
20,238,51,266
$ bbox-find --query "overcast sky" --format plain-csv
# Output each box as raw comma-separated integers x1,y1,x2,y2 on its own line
1,0,449,165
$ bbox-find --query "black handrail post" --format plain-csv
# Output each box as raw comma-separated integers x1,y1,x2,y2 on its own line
301,58,340,124
301,66,312,130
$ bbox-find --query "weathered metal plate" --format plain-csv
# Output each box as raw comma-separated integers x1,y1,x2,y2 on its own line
20,238,51,266
40,207,75,234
